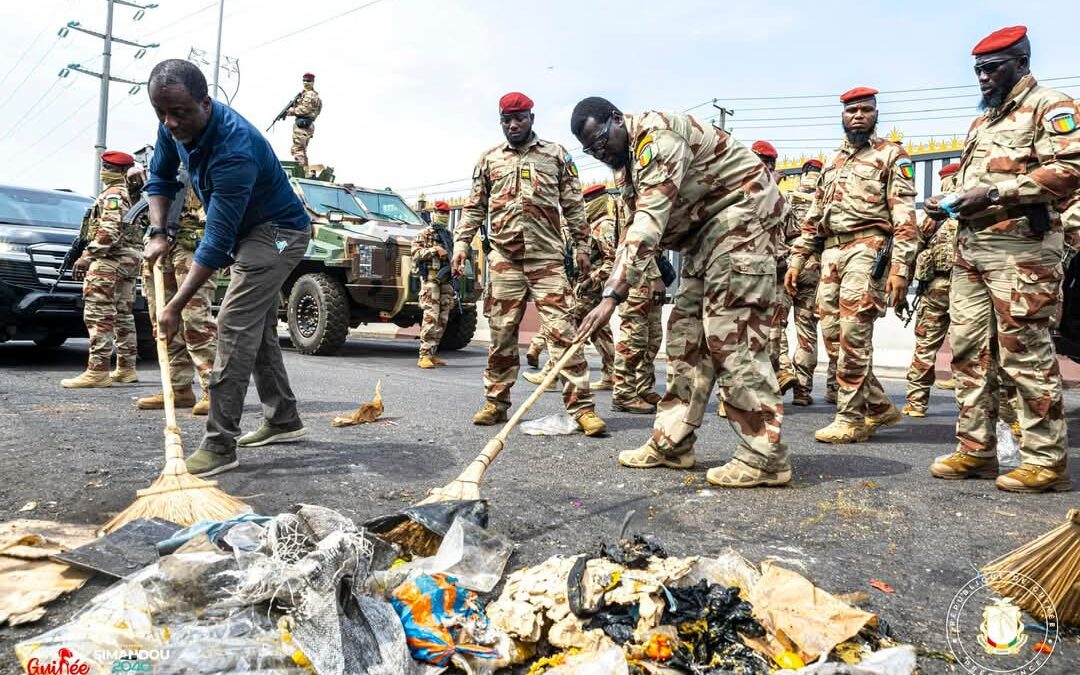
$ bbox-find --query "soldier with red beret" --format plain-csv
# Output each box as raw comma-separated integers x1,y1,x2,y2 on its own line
413,200,458,368
785,86,919,444
287,72,322,174
62,150,144,388
923,26,1080,492
451,92,607,436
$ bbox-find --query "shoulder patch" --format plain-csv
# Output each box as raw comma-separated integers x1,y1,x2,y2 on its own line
1045,104,1077,134
565,154,578,178
104,195,123,210
636,134,656,169
896,158,915,180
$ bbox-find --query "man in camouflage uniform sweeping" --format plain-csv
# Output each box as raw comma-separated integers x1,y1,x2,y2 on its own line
62,150,142,388
572,97,789,488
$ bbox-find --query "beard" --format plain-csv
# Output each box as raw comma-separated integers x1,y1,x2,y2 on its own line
843,123,875,147
978,87,1008,112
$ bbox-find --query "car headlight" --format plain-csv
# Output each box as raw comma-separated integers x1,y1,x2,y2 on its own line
0,242,28,254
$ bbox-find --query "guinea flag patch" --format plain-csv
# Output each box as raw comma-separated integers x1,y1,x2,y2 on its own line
565,154,578,177
1046,105,1077,134
896,158,915,180
104,195,122,210
636,134,656,169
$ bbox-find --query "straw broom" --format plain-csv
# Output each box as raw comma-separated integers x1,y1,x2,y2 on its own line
380,341,584,554
982,509,1080,626
100,263,249,534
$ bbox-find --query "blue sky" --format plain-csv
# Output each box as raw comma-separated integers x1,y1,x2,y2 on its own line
0,0,1075,198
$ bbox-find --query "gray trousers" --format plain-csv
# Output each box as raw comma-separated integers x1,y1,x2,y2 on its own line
203,222,309,455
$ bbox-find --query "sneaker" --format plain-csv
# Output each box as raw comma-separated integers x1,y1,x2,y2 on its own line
865,404,903,430
575,410,608,436
590,378,614,391
472,402,508,426
430,356,448,367
523,369,559,390
791,388,813,407
706,458,791,487
61,370,112,388
110,366,139,383
417,356,436,369
930,451,999,480
612,397,656,414
185,447,239,478
192,393,210,416
995,462,1072,493
935,379,956,390
902,403,926,418
815,420,871,444
238,421,306,447
777,371,797,394
137,387,197,409
642,391,662,405
618,442,694,469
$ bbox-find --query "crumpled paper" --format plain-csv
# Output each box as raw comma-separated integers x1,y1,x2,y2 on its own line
332,380,384,427
0,519,97,625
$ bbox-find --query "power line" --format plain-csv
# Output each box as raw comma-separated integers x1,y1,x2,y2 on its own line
0,37,61,115
0,78,66,144
26,95,130,174
242,0,389,52
0,28,48,91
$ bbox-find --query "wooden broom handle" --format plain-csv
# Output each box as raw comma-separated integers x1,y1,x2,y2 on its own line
153,264,180,439
495,340,584,443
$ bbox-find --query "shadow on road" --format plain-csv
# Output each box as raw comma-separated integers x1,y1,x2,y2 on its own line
791,453,912,486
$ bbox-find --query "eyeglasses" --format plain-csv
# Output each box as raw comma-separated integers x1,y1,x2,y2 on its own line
583,115,613,157
974,58,1016,77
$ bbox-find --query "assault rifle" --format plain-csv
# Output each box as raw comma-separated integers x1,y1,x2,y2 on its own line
51,206,93,293
433,225,462,314
897,279,926,327
266,92,303,132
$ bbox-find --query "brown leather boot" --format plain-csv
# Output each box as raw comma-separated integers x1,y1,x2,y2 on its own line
995,462,1072,493
930,452,999,480
137,387,197,409
791,387,812,406
472,402,508,426
575,410,608,437
777,370,797,394
642,391,662,405
612,397,656,414
61,370,111,388
192,393,210,416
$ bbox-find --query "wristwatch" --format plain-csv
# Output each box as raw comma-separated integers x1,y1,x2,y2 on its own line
147,226,175,243
601,287,625,304
987,186,1002,205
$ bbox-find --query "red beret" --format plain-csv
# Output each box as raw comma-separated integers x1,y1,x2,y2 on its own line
582,184,607,199
499,91,533,114
751,140,778,159
972,26,1027,55
803,159,823,171
433,200,451,212
840,86,879,104
938,163,960,178
101,150,134,167
302,72,315,80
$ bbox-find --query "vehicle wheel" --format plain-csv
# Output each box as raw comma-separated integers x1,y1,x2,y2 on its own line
33,333,68,349
439,303,477,351
287,273,349,355
135,311,156,360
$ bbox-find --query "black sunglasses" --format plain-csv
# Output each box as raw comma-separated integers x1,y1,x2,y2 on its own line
974,58,1016,77
583,115,614,157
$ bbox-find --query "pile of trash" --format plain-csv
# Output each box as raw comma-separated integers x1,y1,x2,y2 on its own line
8,504,916,675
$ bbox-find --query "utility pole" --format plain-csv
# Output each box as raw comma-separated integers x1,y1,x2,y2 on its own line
60,0,158,195
212,0,224,100
712,100,734,133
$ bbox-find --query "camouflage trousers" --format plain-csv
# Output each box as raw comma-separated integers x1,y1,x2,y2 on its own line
141,245,218,390
905,275,951,410
291,124,314,169
483,253,593,415
613,283,663,401
527,332,546,358
654,235,788,471
83,257,138,372
949,257,1066,466
770,264,825,392
574,286,614,380
818,237,894,425
418,279,454,357
769,283,793,375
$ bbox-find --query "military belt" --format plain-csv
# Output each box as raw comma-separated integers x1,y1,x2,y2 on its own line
822,226,889,250
960,206,1028,232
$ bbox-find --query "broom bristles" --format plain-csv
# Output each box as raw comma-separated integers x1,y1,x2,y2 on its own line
982,510,1080,625
100,466,250,535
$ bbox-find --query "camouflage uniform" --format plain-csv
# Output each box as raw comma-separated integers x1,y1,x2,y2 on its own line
571,194,618,381
789,137,919,433
612,112,788,474
82,172,141,372
944,74,1078,468
289,84,322,170
412,214,455,358
768,193,798,383
905,176,958,412
454,133,596,416
141,186,218,390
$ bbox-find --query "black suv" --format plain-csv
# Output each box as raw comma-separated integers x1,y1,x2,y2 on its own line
0,183,152,356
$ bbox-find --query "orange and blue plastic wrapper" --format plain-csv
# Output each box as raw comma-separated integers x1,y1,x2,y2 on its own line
390,573,500,666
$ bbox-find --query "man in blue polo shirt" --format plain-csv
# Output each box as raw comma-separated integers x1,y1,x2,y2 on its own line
143,59,311,477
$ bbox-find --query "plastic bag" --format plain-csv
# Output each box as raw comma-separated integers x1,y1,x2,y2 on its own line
776,645,916,675
545,646,629,675
675,549,762,597
520,413,579,436
407,517,515,593
996,420,1021,468
390,573,502,667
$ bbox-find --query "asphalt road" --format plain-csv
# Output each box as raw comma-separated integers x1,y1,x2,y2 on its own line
1,335,1078,674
